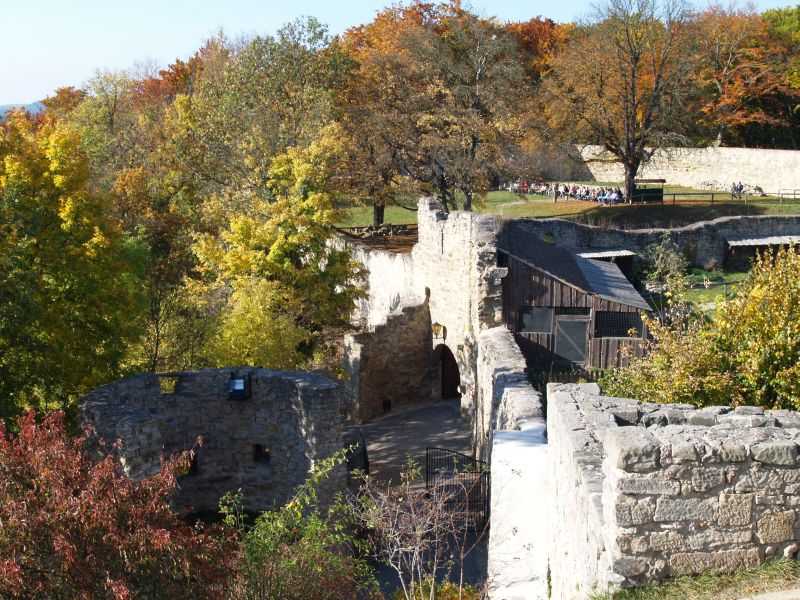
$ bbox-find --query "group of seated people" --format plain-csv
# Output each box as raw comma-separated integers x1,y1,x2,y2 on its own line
506,180,626,204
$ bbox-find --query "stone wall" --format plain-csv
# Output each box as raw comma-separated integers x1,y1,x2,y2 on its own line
343,301,432,422
80,368,343,514
576,145,800,194
342,198,507,423
474,326,545,461
480,326,549,599
547,383,618,599
411,199,506,420
500,215,800,269
346,241,421,330
547,383,800,598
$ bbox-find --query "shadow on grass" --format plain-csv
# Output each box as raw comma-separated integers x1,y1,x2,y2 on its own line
569,202,771,230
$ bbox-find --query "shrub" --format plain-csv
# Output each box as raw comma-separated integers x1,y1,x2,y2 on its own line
602,247,800,409
0,411,237,599
224,452,379,600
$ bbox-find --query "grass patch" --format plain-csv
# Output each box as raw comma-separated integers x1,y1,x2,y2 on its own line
336,203,417,227
684,269,750,308
336,186,800,230
591,558,800,600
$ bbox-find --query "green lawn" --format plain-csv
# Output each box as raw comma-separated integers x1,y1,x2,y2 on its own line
336,203,418,227
591,558,800,600
684,269,750,308
336,187,800,230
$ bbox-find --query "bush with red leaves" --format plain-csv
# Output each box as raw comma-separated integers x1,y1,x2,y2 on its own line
0,411,238,599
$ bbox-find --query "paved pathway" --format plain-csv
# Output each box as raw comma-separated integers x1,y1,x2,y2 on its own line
354,399,471,485
347,400,485,596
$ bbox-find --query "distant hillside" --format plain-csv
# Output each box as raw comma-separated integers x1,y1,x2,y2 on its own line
0,102,45,119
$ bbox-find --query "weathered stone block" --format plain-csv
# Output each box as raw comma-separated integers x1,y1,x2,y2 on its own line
752,441,798,466
757,511,796,543
687,411,718,426
654,498,717,522
687,528,752,550
718,493,753,526
720,440,748,463
650,531,685,552
605,428,660,472
671,437,698,462
617,534,649,554
669,549,761,575
735,470,784,493
613,556,648,578
691,467,725,492
616,475,681,496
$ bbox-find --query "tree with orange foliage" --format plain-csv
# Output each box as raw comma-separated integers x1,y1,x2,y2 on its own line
695,4,800,147
337,1,531,216
541,0,697,199
504,17,573,82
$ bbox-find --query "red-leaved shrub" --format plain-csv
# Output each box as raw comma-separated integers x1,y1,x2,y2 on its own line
0,411,238,599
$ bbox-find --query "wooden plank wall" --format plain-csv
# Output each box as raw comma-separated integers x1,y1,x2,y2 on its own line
502,254,646,370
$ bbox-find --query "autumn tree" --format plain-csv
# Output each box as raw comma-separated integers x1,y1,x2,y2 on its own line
602,247,800,410
695,4,800,147
173,20,344,206
0,410,236,598
338,1,531,215
193,126,364,369
0,112,143,421
541,0,697,198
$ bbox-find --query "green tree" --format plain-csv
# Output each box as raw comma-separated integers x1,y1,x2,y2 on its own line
0,112,143,421
223,451,379,599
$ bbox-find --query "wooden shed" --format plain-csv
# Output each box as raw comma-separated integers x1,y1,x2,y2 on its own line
497,233,651,370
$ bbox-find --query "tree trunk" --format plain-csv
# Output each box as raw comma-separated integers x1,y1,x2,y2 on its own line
463,188,473,212
373,200,385,226
623,163,638,201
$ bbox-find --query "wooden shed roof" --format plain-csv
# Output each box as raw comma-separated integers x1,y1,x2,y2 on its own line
497,230,651,311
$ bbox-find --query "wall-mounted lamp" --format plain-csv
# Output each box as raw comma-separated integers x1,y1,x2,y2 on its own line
432,322,447,340
229,372,251,401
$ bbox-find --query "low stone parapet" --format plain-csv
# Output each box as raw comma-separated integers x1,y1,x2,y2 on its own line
547,384,800,598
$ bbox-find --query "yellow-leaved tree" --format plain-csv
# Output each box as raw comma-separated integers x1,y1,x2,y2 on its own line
602,247,800,410
193,125,364,369
0,112,143,421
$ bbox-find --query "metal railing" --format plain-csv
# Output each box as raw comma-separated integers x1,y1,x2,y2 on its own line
425,447,489,529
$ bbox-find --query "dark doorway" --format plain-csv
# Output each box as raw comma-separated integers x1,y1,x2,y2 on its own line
439,345,461,399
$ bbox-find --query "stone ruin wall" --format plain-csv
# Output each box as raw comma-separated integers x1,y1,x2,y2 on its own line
343,302,432,421
547,383,800,599
342,198,508,427
80,368,343,514
474,326,544,462
576,145,800,195
502,215,800,269
480,326,548,599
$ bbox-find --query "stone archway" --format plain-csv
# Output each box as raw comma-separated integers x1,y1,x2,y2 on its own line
433,344,461,400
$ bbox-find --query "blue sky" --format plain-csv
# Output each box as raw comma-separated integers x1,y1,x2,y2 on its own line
2,0,796,102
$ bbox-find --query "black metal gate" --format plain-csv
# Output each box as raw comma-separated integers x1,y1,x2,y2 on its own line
425,447,489,528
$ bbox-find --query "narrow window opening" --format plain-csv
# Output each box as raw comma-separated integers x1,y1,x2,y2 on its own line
253,444,271,464
159,376,179,395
